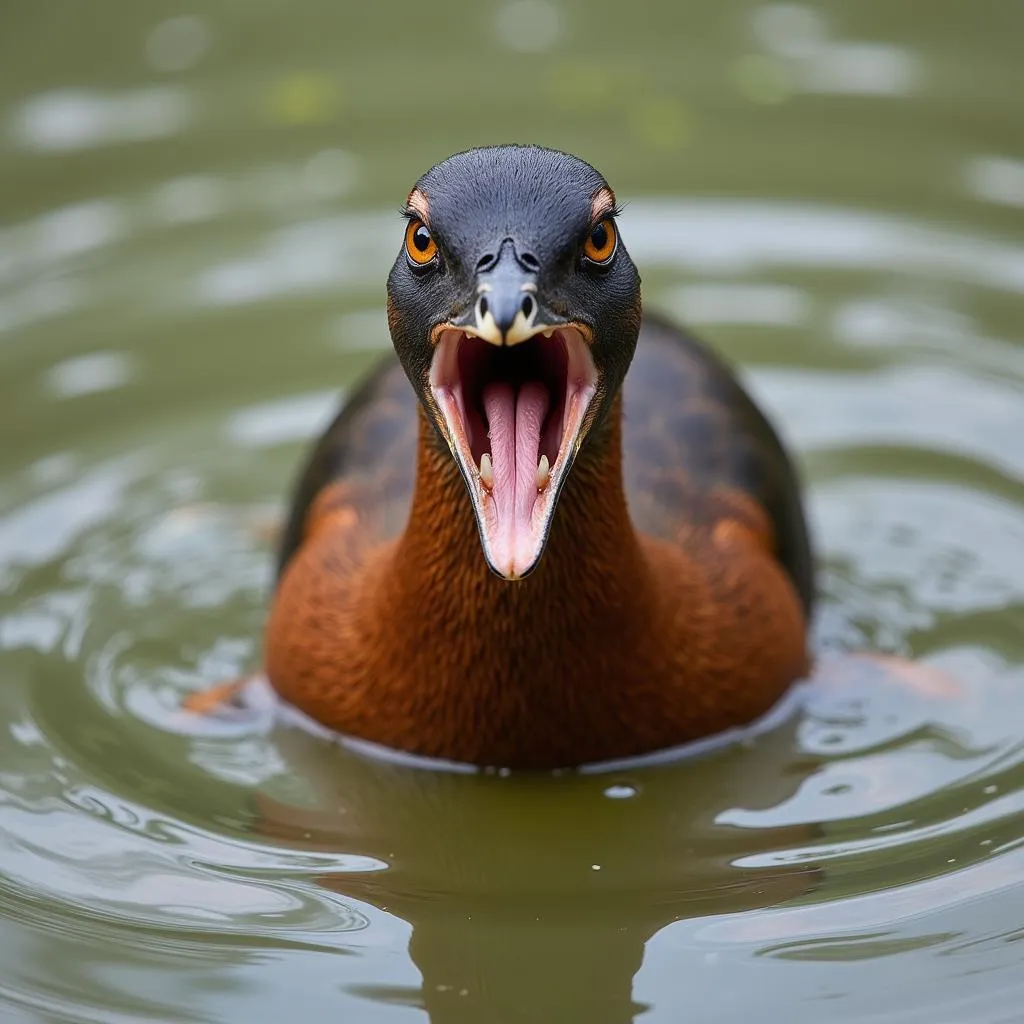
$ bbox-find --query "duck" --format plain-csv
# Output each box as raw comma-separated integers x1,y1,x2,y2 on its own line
258,144,814,770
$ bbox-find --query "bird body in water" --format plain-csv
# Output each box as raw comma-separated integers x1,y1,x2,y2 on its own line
262,145,813,769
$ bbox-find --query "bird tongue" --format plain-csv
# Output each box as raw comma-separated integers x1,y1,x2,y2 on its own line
482,380,549,553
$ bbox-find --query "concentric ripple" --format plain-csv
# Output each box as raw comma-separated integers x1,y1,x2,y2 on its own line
2,198,1022,1017
2,2,1023,1021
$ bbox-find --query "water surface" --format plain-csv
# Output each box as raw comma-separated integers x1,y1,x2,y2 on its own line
2,2,1023,1021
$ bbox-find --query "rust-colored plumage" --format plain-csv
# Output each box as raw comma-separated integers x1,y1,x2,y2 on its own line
267,336,810,767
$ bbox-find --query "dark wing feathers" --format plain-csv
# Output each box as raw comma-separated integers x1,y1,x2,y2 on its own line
274,358,418,582
622,315,814,614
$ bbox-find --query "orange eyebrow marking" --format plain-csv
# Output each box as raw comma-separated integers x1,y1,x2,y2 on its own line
407,188,430,221
590,185,617,223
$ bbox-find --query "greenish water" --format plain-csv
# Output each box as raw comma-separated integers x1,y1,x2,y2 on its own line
2,1,1023,1021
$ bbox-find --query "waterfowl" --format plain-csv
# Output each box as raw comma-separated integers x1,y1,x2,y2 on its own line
263,145,814,769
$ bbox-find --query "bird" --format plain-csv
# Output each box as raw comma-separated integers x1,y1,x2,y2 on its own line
257,144,814,770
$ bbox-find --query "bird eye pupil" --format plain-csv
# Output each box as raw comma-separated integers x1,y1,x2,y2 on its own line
414,226,431,251
591,224,607,249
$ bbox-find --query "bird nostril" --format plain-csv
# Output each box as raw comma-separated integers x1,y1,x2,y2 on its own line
521,295,534,319
478,296,489,317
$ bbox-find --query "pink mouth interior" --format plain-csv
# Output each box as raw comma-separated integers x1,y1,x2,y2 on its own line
430,326,595,576
458,335,568,527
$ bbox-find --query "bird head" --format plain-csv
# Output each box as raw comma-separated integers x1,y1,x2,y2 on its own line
386,145,642,579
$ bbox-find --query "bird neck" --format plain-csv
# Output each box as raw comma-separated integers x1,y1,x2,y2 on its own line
389,396,655,643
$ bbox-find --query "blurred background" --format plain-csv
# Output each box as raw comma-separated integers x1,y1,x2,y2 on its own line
1,2,1023,1022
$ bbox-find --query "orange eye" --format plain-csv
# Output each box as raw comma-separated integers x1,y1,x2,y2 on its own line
405,219,438,265
582,218,617,263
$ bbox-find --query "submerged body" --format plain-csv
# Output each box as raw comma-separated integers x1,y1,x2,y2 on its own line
267,313,812,768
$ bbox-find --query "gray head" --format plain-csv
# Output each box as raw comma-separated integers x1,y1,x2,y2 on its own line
387,145,642,578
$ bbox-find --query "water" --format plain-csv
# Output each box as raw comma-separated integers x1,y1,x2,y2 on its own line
1,1,1023,1021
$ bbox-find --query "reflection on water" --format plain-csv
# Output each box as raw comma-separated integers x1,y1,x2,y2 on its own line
1,0,1023,1021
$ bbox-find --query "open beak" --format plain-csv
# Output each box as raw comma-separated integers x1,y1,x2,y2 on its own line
428,266,598,580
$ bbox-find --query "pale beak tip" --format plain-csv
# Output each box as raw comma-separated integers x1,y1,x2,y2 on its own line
484,551,541,582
